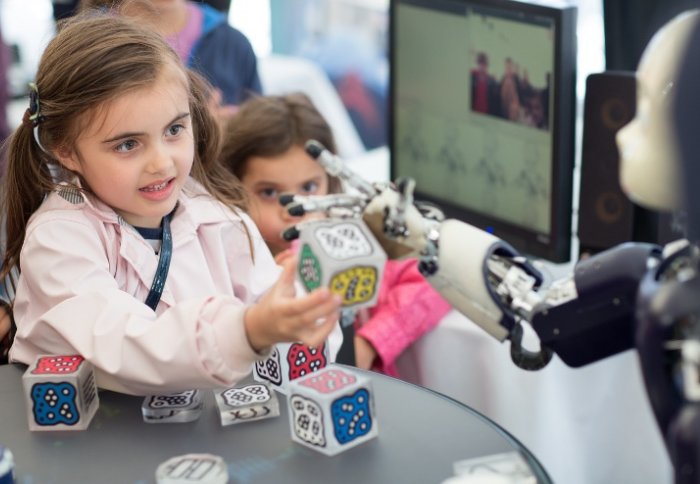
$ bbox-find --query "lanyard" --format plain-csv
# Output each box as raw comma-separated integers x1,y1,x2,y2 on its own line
144,211,173,311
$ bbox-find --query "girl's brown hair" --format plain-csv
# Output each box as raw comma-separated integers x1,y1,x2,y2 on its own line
1,12,248,278
219,93,342,194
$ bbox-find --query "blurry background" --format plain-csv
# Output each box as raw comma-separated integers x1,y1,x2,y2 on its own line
0,0,605,152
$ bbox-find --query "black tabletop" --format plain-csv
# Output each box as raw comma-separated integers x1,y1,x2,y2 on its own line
0,364,550,483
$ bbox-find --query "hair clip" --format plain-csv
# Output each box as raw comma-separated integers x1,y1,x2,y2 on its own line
28,82,44,127
26,82,49,154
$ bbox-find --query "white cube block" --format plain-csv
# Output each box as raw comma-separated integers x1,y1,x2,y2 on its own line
22,355,99,431
142,390,203,424
253,341,330,394
287,364,378,456
297,218,387,310
213,382,280,426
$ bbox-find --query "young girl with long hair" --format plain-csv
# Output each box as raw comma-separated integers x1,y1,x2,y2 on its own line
2,13,341,394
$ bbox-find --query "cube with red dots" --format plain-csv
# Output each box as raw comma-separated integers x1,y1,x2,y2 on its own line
22,355,99,431
287,364,378,456
253,341,329,395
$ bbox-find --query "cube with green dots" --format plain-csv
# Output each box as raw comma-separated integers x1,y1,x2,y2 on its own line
296,218,386,310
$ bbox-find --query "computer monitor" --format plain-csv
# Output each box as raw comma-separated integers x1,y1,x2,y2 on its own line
390,0,577,262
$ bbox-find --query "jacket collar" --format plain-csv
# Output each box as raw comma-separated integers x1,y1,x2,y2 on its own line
51,177,240,234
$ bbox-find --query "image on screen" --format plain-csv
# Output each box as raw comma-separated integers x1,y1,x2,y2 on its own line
391,0,576,262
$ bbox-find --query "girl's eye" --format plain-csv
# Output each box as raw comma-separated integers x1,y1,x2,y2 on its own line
115,139,138,153
301,181,319,194
167,124,185,137
258,187,278,200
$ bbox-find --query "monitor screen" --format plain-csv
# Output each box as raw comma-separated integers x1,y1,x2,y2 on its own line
390,0,577,262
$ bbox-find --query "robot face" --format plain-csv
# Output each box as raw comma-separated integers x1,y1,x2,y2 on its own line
615,11,700,212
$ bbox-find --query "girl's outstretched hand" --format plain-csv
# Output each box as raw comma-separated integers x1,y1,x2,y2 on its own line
273,248,295,266
244,256,341,352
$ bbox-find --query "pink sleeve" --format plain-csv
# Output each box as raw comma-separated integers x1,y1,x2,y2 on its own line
9,213,266,395
355,259,452,375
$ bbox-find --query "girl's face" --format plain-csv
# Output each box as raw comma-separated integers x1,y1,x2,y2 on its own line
56,66,194,228
241,145,330,255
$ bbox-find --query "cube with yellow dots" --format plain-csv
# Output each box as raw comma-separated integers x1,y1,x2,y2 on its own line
296,218,386,310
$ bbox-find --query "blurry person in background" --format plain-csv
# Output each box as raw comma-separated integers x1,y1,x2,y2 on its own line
80,0,260,121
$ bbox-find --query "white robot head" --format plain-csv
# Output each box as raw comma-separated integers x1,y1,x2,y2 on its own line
616,10,700,212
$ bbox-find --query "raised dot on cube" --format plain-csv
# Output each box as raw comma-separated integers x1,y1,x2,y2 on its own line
141,390,203,424
296,218,387,310
22,354,99,431
253,341,330,395
286,364,378,456
213,382,280,426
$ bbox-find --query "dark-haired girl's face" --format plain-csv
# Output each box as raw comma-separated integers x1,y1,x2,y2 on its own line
241,145,330,256
56,68,194,228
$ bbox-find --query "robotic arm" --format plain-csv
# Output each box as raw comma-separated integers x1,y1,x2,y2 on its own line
289,139,700,483
283,140,663,371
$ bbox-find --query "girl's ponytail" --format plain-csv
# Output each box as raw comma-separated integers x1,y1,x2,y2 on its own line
1,119,55,278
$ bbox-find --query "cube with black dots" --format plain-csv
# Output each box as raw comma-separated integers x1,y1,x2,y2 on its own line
287,364,378,456
253,341,331,395
22,355,99,431
214,382,280,426
296,218,386,311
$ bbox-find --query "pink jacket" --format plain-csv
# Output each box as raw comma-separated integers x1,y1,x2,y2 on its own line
355,258,452,377
10,179,341,395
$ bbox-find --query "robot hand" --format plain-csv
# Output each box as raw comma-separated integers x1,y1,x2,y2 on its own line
282,140,663,370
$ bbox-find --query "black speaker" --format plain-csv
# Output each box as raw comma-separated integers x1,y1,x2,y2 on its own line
577,72,684,256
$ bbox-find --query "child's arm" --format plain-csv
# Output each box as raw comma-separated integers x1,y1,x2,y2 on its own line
273,248,296,266
355,259,452,375
0,304,11,364
0,307,9,341
244,256,341,351
9,211,332,395
353,332,378,370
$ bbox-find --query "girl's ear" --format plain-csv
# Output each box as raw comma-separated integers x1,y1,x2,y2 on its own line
52,146,82,174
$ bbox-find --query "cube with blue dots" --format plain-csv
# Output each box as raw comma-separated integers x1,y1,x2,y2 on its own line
22,355,99,431
287,364,378,456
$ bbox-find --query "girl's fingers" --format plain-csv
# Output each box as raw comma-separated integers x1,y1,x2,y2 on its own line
276,289,340,338
301,295,343,326
273,256,298,297
280,255,297,281
280,286,337,317
301,312,340,348
274,249,293,265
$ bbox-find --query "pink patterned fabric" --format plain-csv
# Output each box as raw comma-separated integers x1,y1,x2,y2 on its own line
355,258,452,378
164,1,203,64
